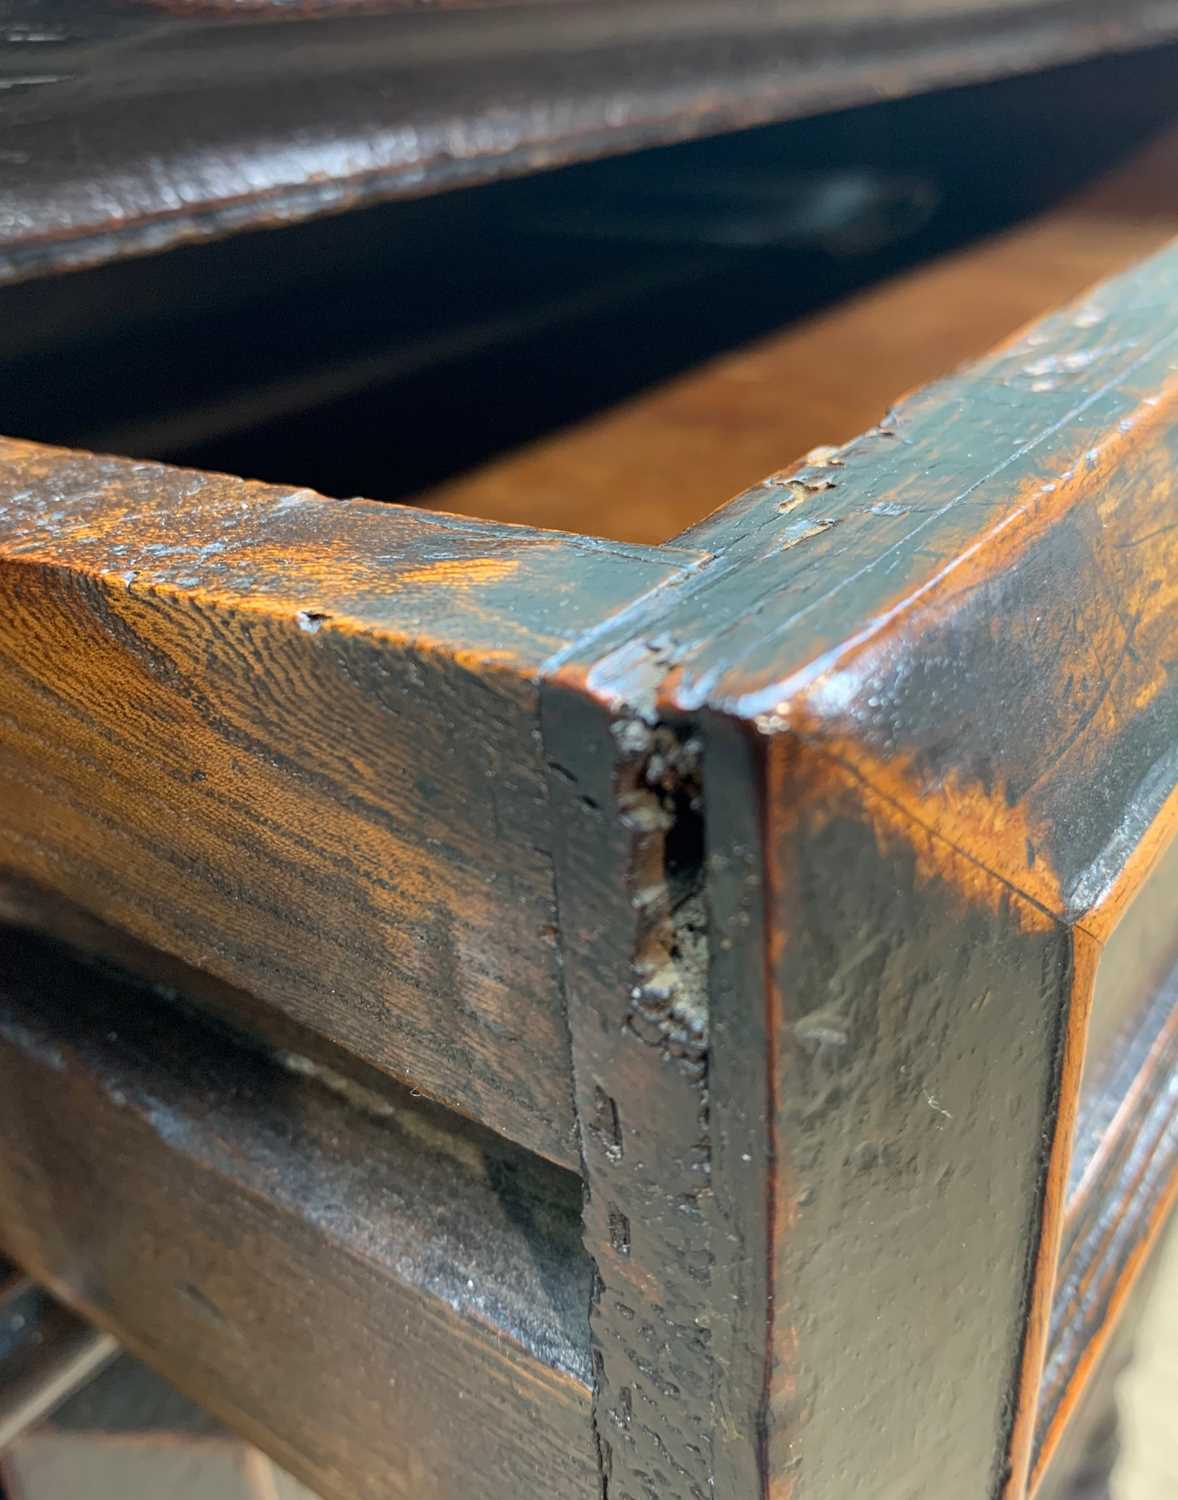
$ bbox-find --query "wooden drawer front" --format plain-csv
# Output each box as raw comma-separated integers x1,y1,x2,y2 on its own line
5,133,1178,1500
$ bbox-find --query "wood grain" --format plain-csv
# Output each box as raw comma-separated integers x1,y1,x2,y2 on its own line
1032,1246,1152,1500
0,930,597,1500
419,125,1178,543
541,694,731,1500
5,50,1176,517
5,91,1178,1500
0,435,699,1167
4,1,1178,283
539,231,1178,1498
676,241,1178,1500
1032,913,1178,1490
635,247,1178,934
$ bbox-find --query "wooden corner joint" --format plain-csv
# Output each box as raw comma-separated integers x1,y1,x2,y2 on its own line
549,671,1177,1500
544,698,722,1500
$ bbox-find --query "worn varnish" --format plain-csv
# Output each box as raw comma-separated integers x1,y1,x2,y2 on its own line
419,124,1178,543
1032,1236,1164,1500
6,51,1178,514
0,930,597,1500
5,110,1178,1500
0,435,700,1168
1040,851,1178,1489
4,2,1178,283
540,695,729,1500
532,236,1178,1500
1033,940,1178,1489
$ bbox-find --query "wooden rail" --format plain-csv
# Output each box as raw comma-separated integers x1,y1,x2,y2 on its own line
4,122,1178,1500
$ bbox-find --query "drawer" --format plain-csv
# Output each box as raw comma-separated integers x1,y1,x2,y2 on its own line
3,44,1178,1500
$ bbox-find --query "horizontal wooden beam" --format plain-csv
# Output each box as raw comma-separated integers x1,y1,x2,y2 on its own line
6,143,1178,1500
417,125,1178,544
0,930,596,1500
0,436,697,1167
4,2,1178,282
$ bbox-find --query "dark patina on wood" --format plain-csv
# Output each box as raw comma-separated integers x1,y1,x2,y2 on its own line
542,688,723,1500
0,928,597,1500
4,158,1178,1500
1034,957,1178,1489
0,436,701,1169
537,236,1178,1500
4,1,1178,283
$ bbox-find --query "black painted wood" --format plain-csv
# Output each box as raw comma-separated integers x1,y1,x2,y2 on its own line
5,102,1178,1500
538,233,1178,1500
542,691,721,1500
3,0,1178,284
0,436,702,1170
0,930,597,1500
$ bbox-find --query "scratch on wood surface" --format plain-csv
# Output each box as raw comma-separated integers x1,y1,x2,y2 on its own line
778,517,841,551
398,557,522,587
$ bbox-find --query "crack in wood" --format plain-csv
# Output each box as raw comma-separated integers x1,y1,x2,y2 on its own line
544,697,717,1500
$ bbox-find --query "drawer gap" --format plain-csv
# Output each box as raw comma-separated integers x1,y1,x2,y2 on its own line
2,46,1177,547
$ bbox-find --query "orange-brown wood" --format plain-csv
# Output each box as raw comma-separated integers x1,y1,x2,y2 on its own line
417,126,1178,544
0,930,597,1500
1004,929,1100,1500
538,214,1178,1497
6,97,1178,1500
1029,824,1178,1491
0,436,698,1168
1035,1160,1178,1495
4,1,1176,286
